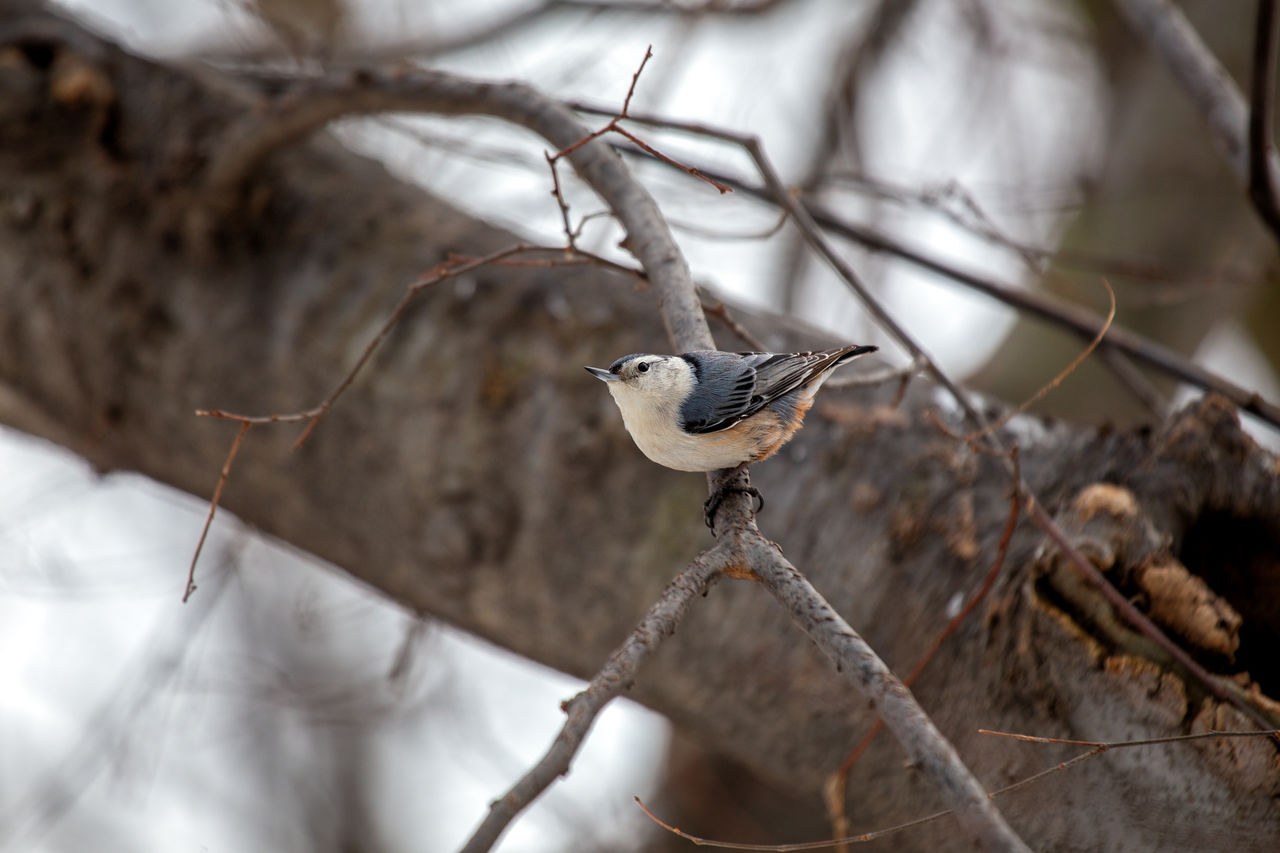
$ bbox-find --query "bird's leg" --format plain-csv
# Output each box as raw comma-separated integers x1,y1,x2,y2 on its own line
703,463,764,529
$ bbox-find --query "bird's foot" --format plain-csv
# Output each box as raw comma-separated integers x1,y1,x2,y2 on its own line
704,466,764,530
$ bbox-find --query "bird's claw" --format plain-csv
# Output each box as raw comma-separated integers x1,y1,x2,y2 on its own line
703,484,764,529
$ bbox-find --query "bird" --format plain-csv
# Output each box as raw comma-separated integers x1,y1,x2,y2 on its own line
585,344,878,526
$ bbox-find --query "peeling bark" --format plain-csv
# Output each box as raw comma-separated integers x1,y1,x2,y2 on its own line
1,9,1278,850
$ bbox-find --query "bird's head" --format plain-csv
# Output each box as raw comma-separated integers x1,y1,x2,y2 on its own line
585,354,693,407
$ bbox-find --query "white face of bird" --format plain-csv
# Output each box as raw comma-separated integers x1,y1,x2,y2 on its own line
586,354,687,395
585,354,695,415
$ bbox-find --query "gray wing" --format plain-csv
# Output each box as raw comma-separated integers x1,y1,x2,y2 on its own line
678,348,855,434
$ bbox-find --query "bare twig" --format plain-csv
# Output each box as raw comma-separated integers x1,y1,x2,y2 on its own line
458,551,725,853
539,46,732,248
635,793,957,850
962,279,1116,443
1114,0,1255,180
551,47,731,194
298,244,544,448
671,206,790,241
183,420,249,602
193,252,633,459
550,45,654,160
545,154,578,250
1095,346,1163,413
980,727,1280,748
1115,0,1280,239
969,726,1280,800
607,124,733,193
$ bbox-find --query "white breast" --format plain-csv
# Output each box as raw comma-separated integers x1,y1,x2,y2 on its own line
606,381,751,472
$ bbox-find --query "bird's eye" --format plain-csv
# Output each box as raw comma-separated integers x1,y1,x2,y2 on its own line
637,362,649,373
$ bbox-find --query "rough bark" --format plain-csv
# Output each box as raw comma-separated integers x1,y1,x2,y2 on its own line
1,9,1278,850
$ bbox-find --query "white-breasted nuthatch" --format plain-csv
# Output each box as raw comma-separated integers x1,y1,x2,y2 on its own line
585,344,878,474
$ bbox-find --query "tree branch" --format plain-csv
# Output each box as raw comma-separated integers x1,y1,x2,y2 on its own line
1249,0,1280,241
1115,0,1280,245
459,550,726,853
742,532,1031,853
205,66,713,353
1113,0,1254,180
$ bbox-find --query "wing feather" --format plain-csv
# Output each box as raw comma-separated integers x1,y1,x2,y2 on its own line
679,346,866,434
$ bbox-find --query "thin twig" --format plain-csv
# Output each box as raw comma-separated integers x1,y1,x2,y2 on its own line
979,727,1280,748
1095,346,1163,413
610,125,733,193
570,210,613,242
198,245,570,440
671,206,790,241
545,153,578,250
457,550,725,853
183,420,250,602
197,242,616,441
540,48,658,248
634,794,955,851
962,279,1116,443
552,48,731,194
1115,0,1280,232
621,45,652,115
1114,0,1253,180
293,243,537,449
196,407,314,424
550,45,651,160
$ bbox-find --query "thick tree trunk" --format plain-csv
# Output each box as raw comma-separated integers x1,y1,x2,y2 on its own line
1,9,1277,850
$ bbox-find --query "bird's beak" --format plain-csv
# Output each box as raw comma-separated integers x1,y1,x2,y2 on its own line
585,366,619,382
